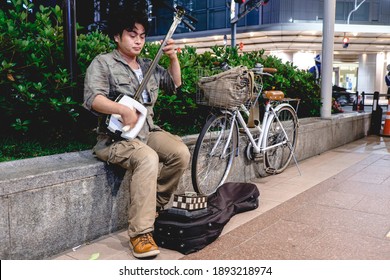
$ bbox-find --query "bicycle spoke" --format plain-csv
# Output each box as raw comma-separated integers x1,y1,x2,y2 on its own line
265,105,298,174
191,113,237,195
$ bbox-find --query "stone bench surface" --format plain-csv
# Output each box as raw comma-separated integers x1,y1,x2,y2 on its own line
0,151,104,196
1,150,97,180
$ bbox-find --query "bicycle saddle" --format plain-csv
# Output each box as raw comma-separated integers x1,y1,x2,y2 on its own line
263,90,284,100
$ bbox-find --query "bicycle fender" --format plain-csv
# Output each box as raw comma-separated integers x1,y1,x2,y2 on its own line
273,102,296,113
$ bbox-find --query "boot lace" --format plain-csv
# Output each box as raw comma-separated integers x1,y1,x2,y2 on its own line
136,233,155,247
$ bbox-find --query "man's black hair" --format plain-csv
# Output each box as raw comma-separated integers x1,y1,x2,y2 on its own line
108,6,149,39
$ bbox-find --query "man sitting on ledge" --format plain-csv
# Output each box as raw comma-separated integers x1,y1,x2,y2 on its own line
83,5,190,259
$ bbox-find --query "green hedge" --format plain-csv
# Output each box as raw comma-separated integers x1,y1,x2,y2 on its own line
0,0,321,149
148,45,322,133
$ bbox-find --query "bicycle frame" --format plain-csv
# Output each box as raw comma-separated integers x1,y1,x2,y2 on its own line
218,100,294,159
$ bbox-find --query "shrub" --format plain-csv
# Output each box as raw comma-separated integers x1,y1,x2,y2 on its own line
0,0,75,139
0,0,321,160
0,0,113,141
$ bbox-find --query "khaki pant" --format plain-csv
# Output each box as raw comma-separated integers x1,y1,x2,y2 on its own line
93,130,190,238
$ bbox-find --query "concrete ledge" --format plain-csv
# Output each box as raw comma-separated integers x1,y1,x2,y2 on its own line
295,112,371,160
0,112,371,259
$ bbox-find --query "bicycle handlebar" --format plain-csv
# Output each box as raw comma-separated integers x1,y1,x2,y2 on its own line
263,68,277,73
250,63,277,76
212,62,277,77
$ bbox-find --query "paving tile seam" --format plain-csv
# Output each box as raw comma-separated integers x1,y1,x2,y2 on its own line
282,214,390,242
357,154,389,166
310,198,366,212
349,206,390,218
287,198,390,218
330,184,390,199
315,227,390,247
280,208,390,242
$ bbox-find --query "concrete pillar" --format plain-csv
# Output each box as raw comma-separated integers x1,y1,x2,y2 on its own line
320,0,335,119
358,53,376,93
230,1,237,48
376,52,386,94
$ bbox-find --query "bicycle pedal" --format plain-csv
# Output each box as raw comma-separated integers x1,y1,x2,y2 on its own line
265,167,276,175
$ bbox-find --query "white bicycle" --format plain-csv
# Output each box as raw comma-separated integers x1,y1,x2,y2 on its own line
191,63,300,195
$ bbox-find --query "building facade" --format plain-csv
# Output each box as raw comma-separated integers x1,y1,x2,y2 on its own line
147,0,390,94
25,0,390,94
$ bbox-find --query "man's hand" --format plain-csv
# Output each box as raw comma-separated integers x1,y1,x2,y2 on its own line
91,95,140,131
162,39,182,87
118,104,139,130
162,39,178,59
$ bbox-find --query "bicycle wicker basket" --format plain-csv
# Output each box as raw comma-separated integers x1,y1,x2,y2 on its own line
197,66,253,108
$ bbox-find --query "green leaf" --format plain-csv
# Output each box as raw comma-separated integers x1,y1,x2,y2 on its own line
89,253,100,260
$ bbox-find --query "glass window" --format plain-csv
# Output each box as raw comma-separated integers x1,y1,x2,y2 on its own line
210,9,228,29
209,0,226,8
336,1,369,22
193,11,207,31
193,0,207,10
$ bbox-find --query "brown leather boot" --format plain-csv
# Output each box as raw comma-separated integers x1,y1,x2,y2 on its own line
130,232,160,258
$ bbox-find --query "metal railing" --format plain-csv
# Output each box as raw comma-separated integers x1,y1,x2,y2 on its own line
335,91,389,135
339,91,388,112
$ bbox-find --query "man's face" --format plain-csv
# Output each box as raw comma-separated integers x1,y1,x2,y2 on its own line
115,23,146,58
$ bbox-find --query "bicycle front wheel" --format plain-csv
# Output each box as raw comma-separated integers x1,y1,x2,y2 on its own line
191,112,238,195
264,105,298,174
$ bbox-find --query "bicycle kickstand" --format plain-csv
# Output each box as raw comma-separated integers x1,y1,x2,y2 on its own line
287,142,301,176
291,151,302,176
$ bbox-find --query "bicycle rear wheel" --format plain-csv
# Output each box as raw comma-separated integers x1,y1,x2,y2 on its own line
191,112,238,195
264,105,298,174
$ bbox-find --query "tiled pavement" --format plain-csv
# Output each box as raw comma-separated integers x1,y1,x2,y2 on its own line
52,135,390,260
